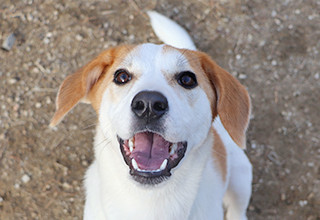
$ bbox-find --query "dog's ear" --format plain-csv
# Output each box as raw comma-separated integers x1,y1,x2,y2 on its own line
201,54,251,149
49,47,120,127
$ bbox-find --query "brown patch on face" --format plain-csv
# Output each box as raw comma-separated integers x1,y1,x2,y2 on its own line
158,46,217,111
87,45,135,112
174,48,218,117
50,45,135,126
174,48,251,149
212,127,227,182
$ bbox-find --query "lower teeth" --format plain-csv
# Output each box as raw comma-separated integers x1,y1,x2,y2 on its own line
131,159,168,172
131,158,139,170
160,159,168,170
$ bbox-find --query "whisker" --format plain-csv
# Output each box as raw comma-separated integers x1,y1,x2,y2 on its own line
81,123,99,131
181,54,203,66
212,149,227,159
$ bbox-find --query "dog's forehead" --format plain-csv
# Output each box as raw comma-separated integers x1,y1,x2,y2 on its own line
121,43,190,76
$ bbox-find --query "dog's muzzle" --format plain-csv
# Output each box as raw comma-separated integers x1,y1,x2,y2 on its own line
118,91,187,185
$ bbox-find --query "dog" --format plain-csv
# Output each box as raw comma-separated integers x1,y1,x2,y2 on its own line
50,11,252,220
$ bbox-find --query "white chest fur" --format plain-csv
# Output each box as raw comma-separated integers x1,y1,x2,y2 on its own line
83,126,227,220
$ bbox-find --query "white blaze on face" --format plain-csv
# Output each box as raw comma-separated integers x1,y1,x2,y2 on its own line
99,43,212,153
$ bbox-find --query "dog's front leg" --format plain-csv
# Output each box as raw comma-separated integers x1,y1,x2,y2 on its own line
223,147,252,220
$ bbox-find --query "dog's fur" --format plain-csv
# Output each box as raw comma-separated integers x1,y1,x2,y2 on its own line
50,11,252,220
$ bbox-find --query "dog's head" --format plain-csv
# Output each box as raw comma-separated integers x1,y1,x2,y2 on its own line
50,44,250,185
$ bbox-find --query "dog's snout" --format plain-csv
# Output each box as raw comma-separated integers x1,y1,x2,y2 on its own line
131,91,168,121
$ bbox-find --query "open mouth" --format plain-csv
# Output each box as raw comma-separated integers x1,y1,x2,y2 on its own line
118,132,187,185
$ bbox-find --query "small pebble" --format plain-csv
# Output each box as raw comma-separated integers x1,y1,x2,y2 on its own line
82,160,88,167
0,133,5,140
299,200,308,207
222,18,229,23
14,183,20,189
76,34,83,41
35,102,42,108
236,54,241,60
45,96,51,104
2,33,16,51
46,32,53,38
259,41,266,47
239,74,247,79
294,9,301,15
62,182,72,190
274,18,281,25
21,174,31,183
307,162,314,167
27,14,33,21
43,38,50,44
281,193,286,201
8,78,17,84
13,103,20,111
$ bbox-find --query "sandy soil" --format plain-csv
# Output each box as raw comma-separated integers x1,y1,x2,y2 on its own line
1,0,319,219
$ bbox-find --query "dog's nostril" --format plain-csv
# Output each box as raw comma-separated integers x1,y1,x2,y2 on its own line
134,101,145,110
154,102,167,111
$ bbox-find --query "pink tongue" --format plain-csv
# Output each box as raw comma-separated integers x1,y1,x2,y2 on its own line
131,132,170,170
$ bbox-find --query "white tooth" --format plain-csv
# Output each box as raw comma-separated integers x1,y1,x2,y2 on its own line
160,159,168,171
169,146,175,155
170,143,177,155
132,159,139,170
129,139,134,152
172,143,178,150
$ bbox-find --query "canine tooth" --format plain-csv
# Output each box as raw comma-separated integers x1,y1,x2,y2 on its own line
170,143,177,155
129,139,134,152
160,159,168,171
172,143,178,150
169,146,175,155
132,159,139,170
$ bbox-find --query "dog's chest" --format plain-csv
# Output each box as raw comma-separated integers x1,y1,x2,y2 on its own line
84,128,227,220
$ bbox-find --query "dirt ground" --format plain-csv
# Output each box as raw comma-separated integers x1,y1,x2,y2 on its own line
0,0,319,219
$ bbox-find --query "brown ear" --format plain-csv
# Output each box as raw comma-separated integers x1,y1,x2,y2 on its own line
49,47,120,127
201,54,251,149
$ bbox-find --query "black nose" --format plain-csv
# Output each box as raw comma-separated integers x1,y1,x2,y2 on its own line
131,91,168,121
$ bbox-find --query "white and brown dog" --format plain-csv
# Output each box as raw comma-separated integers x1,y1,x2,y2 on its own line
50,11,252,220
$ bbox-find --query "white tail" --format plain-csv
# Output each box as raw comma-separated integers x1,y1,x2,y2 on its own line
147,11,196,50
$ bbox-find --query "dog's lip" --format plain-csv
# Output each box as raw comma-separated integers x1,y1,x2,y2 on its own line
117,133,187,184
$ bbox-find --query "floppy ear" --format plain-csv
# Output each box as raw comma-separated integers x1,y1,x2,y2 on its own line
201,54,251,149
49,47,119,127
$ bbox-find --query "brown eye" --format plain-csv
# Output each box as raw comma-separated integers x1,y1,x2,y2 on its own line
114,69,132,85
177,71,197,89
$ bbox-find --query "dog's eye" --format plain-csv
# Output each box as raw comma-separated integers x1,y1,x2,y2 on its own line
177,71,197,89
114,69,132,85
